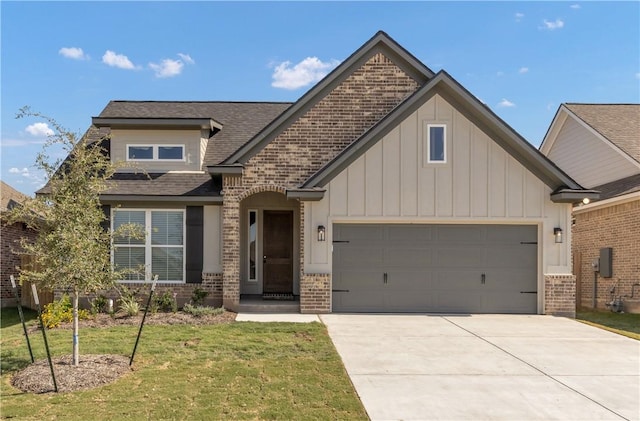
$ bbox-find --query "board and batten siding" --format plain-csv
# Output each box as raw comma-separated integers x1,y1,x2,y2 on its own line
110,129,205,172
305,94,572,275
546,117,639,188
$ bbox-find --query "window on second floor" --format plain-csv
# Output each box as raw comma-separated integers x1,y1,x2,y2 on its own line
427,124,446,163
127,145,185,161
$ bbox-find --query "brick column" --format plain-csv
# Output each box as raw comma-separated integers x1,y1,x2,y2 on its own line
300,274,331,313
222,177,242,311
544,274,576,317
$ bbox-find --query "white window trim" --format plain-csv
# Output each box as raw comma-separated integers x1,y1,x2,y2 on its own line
112,208,186,283
126,144,186,162
247,209,258,283
427,124,447,164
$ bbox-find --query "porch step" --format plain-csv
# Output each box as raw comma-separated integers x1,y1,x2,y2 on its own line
238,295,300,313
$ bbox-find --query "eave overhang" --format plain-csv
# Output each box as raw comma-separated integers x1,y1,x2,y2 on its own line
92,117,222,132
550,189,600,204
207,164,244,176
285,188,326,201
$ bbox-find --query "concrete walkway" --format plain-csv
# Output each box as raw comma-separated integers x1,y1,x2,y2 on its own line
321,314,640,421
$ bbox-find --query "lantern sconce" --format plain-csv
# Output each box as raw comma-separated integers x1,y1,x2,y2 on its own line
317,225,326,242
554,227,563,244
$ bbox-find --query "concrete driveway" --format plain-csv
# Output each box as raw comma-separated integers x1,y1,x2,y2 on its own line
321,314,640,421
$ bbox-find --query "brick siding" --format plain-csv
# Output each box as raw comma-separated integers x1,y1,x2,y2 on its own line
300,274,331,313
572,199,640,309
221,52,421,311
544,274,576,317
1,221,37,307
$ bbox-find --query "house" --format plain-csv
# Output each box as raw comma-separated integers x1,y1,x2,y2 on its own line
56,32,597,316
540,104,640,312
0,181,38,307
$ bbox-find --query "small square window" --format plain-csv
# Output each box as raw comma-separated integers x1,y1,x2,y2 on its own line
427,124,446,163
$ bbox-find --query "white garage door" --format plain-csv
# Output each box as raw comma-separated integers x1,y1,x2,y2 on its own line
332,224,538,313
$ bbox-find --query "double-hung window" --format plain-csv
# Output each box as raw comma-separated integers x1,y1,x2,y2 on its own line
127,145,185,161
113,209,185,282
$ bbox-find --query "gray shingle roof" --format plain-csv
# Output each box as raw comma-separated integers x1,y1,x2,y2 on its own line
592,173,640,200
564,103,640,163
104,172,218,197
98,101,292,165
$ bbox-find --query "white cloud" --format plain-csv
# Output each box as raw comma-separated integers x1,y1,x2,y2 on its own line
177,53,195,64
496,71,505,77
515,12,524,22
25,122,54,137
635,72,640,80
498,98,516,108
0,138,46,147
519,67,529,74
102,50,137,69
547,102,556,111
541,19,565,30
149,59,184,78
149,54,195,78
59,47,89,60
9,167,31,177
271,57,340,90
570,4,581,9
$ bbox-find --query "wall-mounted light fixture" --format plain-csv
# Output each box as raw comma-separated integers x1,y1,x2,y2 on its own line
317,225,326,242
554,227,563,243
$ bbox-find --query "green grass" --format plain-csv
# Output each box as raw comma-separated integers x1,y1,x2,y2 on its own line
576,309,640,340
0,308,367,420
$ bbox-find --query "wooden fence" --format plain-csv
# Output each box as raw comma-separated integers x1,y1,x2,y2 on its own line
19,254,53,310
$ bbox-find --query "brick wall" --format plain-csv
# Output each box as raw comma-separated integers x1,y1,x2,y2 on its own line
572,199,640,309
68,273,224,310
544,274,576,317
221,52,421,312
300,274,331,313
1,221,37,307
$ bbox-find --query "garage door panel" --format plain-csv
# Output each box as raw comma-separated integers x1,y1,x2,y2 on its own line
332,224,538,314
384,248,430,267
387,225,433,242
436,248,485,268
436,225,485,243
486,246,537,268
336,247,384,266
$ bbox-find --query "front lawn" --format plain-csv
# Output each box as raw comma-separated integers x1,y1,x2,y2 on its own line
576,310,640,340
0,308,367,420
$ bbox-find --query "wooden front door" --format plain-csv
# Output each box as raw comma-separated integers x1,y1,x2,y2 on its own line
263,210,294,294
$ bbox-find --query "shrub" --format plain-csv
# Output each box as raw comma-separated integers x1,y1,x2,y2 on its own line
191,287,209,306
90,294,109,315
183,303,225,317
40,295,91,329
153,291,178,313
118,295,140,317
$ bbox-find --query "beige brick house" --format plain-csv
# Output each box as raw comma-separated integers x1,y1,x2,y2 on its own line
540,104,640,313
57,32,598,316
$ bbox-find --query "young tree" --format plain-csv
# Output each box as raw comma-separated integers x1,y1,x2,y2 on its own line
8,107,140,366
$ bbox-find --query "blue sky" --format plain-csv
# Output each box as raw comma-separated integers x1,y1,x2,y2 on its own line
2,1,639,196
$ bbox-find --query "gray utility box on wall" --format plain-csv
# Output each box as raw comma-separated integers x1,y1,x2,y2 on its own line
599,247,613,278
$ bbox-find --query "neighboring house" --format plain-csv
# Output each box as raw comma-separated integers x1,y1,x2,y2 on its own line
540,103,640,311
0,181,38,307
48,32,597,316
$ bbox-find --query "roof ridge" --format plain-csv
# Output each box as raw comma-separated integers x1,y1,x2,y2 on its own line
107,100,294,105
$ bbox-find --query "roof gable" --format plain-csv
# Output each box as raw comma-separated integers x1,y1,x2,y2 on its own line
303,71,585,196
221,31,435,165
564,103,640,163
1,180,31,212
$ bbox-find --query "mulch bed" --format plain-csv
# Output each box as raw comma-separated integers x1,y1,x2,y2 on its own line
13,310,236,394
